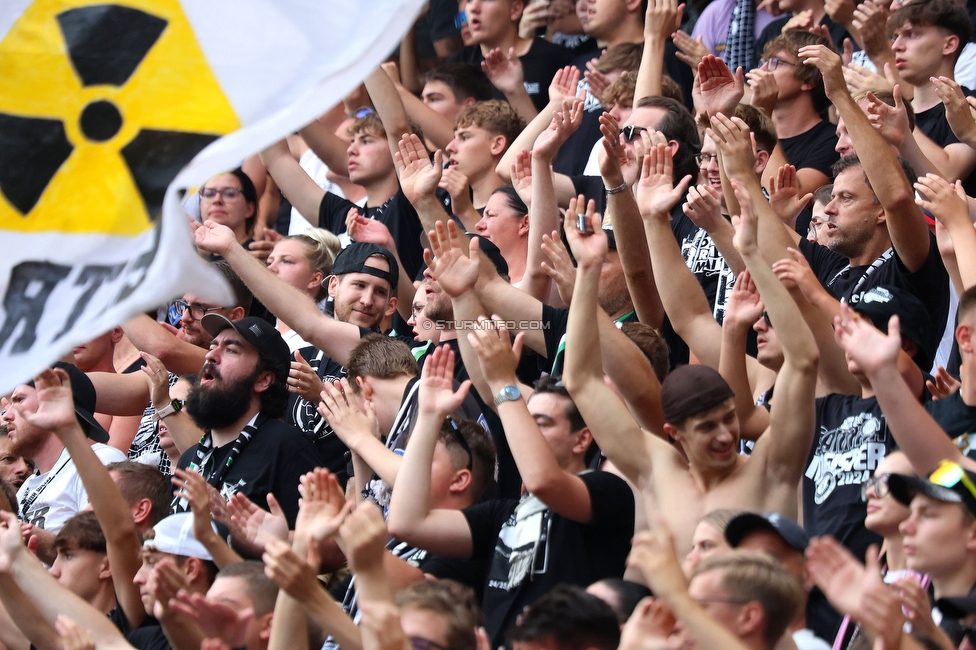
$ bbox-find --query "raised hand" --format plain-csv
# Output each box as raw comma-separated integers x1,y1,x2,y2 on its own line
151,557,190,620
358,600,410,650
0,511,24,574
932,76,976,146
317,378,379,448
287,349,326,404
541,229,577,304
863,86,909,147
168,591,254,648
635,144,693,220
915,174,970,228
926,365,962,400
782,9,814,31
510,148,533,207
673,31,709,72
843,64,892,97
618,598,679,650
682,183,725,232
563,195,606,269
481,47,526,96
832,300,901,376
730,178,760,256
744,68,777,117
519,0,549,39
438,166,475,216
337,500,388,574
172,469,218,541
645,0,684,42
263,539,323,602
851,0,891,60
772,248,823,303
424,220,481,297
533,98,585,162
194,220,238,258
140,352,174,410
706,113,756,180
723,270,764,330
697,55,744,118
394,133,442,205
347,208,395,248
549,65,582,104
825,0,856,28
418,344,472,418
798,44,847,101
768,164,813,228
227,492,289,555
296,468,352,542
23,368,79,434
468,317,525,385
584,60,612,104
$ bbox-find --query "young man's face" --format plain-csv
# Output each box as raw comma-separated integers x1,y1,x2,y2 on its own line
671,399,740,471
683,520,732,575
208,577,265,650
422,268,455,324
72,330,118,372
752,311,784,370
346,129,395,186
49,545,108,603
133,549,179,613
762,50,807,104
892,22,956,85
683,569,751,641
400,607,452,650
446,124,502,181
423,81,466,122
330,257,393,330
583,0,629,40
408,282,438,343
465,0,522,44
900,493,976,577
1,385,45,462
178,294,236,349
528,392,586,470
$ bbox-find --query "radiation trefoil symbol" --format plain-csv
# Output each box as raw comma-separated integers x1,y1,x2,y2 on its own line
0,0,240,235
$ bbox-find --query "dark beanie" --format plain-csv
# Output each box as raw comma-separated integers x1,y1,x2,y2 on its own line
660,364,735,425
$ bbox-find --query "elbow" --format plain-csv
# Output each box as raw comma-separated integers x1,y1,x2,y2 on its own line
496,160,513,183
521,473,559,500
794,347,820,375
386,511,412,542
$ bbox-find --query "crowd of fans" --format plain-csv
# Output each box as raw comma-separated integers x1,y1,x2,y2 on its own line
8,0,976,648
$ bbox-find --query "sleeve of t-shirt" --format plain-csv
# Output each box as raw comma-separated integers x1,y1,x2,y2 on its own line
542,304,569,363
799,237,850,288
581,471,635,535
317,192,357,233
462,499,519,561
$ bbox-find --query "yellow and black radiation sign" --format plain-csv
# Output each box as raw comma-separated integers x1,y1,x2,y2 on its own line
0,0,240,235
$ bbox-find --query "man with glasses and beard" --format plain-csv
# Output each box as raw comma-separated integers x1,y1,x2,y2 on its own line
172,315,322,528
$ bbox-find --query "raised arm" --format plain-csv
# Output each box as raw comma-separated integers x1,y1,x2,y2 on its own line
562,209,658,491
393,134,453,233
364,68,413,158
915,174,976,291
194,221,362,367
25,368,147,629
481,48,537,123
381,63,456,150
834,303,974,475
731,180,819,488
88,370,150,416
800,45,930,272
259,140,328,224
635,0,683,103
122,314,208,375
385,346,475,557
297,111,352,178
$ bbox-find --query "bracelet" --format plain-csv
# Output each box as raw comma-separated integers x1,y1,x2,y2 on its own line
605,182,628,194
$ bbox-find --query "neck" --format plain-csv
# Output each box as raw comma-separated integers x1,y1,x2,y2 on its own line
962,365,976,405
603,20,644,48
771,97,821,139
335,176,367,205
505,248,527,284
437,325,458,342
470,171,505,209
233,226,249,245
607,300,635,321
689,458,740,491
211,402,262,448
847,233,892,268
931,561,976,600
479,31,524,56
913,72,954,112
376,376,417,435
84,357,117,374
884,535,907,572
32,438,67,475
91,585,118,616
788,592,810,633
364,174,400,208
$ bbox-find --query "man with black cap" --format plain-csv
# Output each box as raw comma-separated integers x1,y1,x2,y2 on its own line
173,314,321,527
1,363,125,563
725,512,832,650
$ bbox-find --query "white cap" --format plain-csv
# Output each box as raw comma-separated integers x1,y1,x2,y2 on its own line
144,513,214,561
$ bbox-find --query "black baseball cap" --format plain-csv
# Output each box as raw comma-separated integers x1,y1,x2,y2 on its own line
201,315,290,383
852,286,933,371
725,512,810,553
471,236,509,278
27,362,110,444
888,461,976,519
331,242,398,291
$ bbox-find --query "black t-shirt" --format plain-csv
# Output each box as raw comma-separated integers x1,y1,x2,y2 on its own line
553,42,697,176
915,92,976,197
779,120,840,181
671,212,736,323
174,417,323,527
448,39,575,112
805,394,891,560
318,190,426,280
925,390,976,460
463,470,635,648
125,620,171,650
541,304,639,377
798,233,949,363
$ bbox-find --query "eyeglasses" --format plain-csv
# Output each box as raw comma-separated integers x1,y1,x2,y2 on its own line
410,637,450,650
929,459,976,501
759,56,798,71
761,311,773,328
861,473,892,501
174,300,226,321
695,153,717,167
199,187,244,201
446,416,473,470
621,125,648,143
808,219,826,234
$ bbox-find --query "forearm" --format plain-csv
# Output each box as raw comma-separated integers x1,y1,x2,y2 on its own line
597,312,666,434
0,576,57,650
944,220,976,290
800,292,861,395
386,414,440,536
474,275,547,354
897,129,943,180
122,315,206,375
268,591,310,650
610,188,665,328
703,219,745,275
413,195,453,234
303,586,363,650
522,156,561,302
398,88,456,150
345,435,402,488
158,611,207,650
297,120,350,177
720,322,767,440
196,524,243,568
734,172,798,263
399,26,423,94
503,87,539,124
451,294,494,406
260,140,327,222
365,68,412,156
635,36,667,102
497,102,559,182
160,412,205,456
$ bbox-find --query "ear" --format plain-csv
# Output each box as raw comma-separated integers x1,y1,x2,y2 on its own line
328,275,340,299
944,34,961,59
98,555,112,581
572,426,594,458
110,327,125,345
183,556,205,585
131,497,154,528
663,422,681,444
666,140,681,158
449,468,474,495
356,376,374,401
736,601,766,640
625,0,643,12
754,150,770,177
252,369,275,395
509,0,525,23
957,323,974,354
228,306,247,321
385,295,398,318
490,134,507,157
461,97,478,109
518,214,530,237
307,271,325,295
257,612,275,642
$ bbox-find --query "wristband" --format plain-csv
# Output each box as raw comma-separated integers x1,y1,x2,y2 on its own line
605,182,628,195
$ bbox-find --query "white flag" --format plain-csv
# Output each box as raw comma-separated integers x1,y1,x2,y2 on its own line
0,0,425,393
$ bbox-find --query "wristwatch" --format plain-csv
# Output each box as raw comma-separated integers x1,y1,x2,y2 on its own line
493,384,522,406
153,399,183,421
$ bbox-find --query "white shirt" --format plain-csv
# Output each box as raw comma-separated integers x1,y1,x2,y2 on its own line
792,628,832,650
17,444,126,533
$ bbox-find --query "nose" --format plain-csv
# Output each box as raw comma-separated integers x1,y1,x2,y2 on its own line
12,460,28,478
346,141,358,156
445,138,458,154
476,217,488,232
899,513,916,536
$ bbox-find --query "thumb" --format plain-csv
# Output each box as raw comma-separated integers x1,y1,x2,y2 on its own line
294,350,309,366
266,493,284,519
865,543,881,573
512,332,525,359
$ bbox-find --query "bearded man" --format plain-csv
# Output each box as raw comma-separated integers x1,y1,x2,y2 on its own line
173,315,322,526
